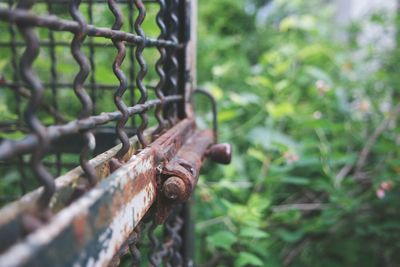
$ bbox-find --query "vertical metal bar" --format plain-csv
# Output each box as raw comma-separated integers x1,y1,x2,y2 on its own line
69,0,97,186
180,1,197,264
180,202,195,266
16,0,55,208
177,0,187,119
183,0,197,118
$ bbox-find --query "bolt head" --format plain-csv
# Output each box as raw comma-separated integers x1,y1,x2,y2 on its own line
207,143,232,165
162,176,186,200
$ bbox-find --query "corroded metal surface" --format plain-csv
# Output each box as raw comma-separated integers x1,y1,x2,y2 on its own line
0,0,212,266
156,129,214,223
0,119,195,267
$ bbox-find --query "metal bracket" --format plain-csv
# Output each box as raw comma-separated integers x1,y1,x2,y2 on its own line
155,129,231,223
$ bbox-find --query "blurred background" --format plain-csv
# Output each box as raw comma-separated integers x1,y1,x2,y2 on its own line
0,0,399,266
195,0,400,266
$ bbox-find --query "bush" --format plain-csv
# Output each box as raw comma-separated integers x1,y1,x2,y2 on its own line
195,1,400,266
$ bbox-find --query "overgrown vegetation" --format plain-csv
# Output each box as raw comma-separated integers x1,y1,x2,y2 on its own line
0,0,399,266
195,0,400,266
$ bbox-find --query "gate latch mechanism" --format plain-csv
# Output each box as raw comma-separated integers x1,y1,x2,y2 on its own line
154,89,232,223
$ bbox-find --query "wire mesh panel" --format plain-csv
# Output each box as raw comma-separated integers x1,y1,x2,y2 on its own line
0,0,185,201
0,0,216,266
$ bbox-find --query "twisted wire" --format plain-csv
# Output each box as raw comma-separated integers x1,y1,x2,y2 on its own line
8,0,21,123
134,0,149,147
46,0,62,176
148,219,161,266
8,0,27,195
46,1,58,122
165,0,179,123
0,95,182,160
160,216,175,267
165,208,183,266
172,215,184,266
69,0,96,186
108,0,129,160
16,0,55,207
152,0,168,138
0,7,181,48
128,222,143,266
127,0,136,128
87,0,97,114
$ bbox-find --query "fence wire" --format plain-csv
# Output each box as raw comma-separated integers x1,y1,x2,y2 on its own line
0,0,191,265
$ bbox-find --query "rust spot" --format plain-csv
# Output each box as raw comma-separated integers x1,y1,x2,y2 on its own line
155,129,215,223
162,176,186,201
95,204,110,229
109,158,124,173
73,214,87,247
111,191,124,218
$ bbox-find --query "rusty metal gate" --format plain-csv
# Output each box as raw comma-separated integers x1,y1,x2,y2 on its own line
0,0,230,266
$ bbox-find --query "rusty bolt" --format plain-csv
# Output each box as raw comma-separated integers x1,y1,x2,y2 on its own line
162,176,186,200
206,143,232,165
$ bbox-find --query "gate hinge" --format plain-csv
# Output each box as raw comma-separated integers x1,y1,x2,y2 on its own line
154,129,231,223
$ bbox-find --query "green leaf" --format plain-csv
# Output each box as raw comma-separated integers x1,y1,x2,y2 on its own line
239,227,270,239
276,229,304,243
248,127,298,151
206,231,237,250
235,252,264,267
280,176,311,185
266,102,294,118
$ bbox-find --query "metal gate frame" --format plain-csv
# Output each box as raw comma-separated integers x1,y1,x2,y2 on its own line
0,0,230,266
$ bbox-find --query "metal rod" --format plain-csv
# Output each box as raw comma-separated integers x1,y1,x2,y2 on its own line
0,8,182,48
0,95,183,160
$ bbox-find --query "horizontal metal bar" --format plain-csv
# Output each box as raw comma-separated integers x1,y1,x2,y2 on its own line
0,119,196,266
0,81,157,91
0,127,154,253
15,0,158,3
0,41,137,48
0,8,182,48
0,95,183,160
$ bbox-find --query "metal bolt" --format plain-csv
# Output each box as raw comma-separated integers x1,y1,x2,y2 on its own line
206,143,232,165
162,176,186,200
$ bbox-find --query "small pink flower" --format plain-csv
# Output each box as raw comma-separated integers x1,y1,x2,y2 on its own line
315,80,331,96
355,99,371,113
283,151,299,165
313,111,322,120
376,189,385,199
380,181,393,191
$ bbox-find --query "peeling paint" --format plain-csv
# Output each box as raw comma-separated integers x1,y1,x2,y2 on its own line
0,119,196,267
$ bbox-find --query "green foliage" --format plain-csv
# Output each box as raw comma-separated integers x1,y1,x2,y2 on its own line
196,0,400,266
0,1,399,266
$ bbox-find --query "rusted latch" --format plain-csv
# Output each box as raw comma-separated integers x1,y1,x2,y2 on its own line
154,129,231,223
